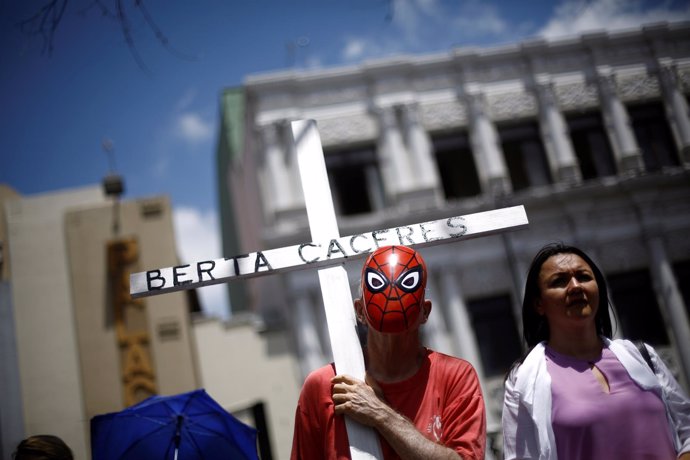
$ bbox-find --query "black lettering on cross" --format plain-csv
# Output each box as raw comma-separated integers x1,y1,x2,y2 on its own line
349,234,371,254
396,226,415,245
173,265,192,286
447,216,468,237
299,243,320,264
197,260,216,281
326,239,347,259
227,254,250,276
371,229,389,248
146,270,166,291
254,251,273,272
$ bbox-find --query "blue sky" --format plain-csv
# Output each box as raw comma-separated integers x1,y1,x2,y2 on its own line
1,0,688,318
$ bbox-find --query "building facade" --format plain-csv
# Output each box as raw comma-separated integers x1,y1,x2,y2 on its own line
0,187,200,459
1,183,301,460
218,22,690,455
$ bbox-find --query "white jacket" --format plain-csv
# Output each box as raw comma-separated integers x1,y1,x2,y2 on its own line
502,338,690,460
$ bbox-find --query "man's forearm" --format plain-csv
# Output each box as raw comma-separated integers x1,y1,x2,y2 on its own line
373,405,461,460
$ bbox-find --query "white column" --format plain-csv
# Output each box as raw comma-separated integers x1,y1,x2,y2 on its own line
285,126,307,209
422,271,455,356
534,81,582,184
657,63,690,163
439,271,482,370
259,123,294,214
293,292,325,378
595,72,643,173
647,237,690,386
375,107,415,201
399,103,440,191
438,270,499,430
464,90,511,195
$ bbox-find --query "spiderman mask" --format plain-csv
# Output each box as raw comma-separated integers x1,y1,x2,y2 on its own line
360,245,428,333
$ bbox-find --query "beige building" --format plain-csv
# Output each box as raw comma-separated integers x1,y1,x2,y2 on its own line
193,314,301,459
1,186,200,458
218,22,690,457
1,185,300,459
2,185,108,459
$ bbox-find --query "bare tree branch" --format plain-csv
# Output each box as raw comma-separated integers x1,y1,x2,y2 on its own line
115,0,150,73
17,0,196,72
17,0,69,55
134,0,195,61
77,1,118,21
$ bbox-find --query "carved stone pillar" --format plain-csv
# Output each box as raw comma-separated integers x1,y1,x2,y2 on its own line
647,237,690,386
374,107,415,202
422,272,454,356
259,123,293,214
294,291,326,378
438,270,482,370
595,72,644,173
399,103,440,193
534,81,582,184
657,64,690,163
438,269,498,429
465,90,511,195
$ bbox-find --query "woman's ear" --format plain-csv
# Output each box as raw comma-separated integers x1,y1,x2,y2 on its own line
534,298,544,316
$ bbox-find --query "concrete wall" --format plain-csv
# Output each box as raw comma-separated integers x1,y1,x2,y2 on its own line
5,185,105,460
0,184,22,459
64,196,199,428
192,315,301,460
4,188,201,459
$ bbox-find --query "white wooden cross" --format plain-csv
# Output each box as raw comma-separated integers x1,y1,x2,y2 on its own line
130,119,528,459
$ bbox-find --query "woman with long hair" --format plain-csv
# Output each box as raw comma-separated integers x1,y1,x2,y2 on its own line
502,242,690,459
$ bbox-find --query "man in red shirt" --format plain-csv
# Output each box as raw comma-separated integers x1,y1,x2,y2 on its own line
291,245,486,459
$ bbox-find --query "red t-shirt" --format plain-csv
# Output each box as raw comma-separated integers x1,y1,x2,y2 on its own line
291,349,486,459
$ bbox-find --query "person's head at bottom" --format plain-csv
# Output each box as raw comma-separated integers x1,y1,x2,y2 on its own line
521,242,612,348
13,435,73,460
355,244,431,336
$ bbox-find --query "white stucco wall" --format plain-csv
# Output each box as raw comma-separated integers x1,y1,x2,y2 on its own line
5,185,106,460
192,315,302,460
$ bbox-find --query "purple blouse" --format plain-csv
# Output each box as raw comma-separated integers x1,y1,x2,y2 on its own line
546,346,676,459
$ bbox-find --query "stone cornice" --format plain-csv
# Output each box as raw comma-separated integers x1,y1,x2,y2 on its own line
245,22,690,94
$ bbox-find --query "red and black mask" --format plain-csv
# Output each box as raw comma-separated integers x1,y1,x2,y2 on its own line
361,245,428,333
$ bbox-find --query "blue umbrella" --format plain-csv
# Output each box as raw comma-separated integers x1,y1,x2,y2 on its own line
91,389,259,460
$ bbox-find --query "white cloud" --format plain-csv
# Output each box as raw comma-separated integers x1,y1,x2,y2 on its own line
343,38,368,60
175,88,198,112
335,0,688,66
173,206,230,320
391,0,427,41
305,55,323,69
339,0,514,63
451,4,508,36
539,0,690,39
176,112,214,143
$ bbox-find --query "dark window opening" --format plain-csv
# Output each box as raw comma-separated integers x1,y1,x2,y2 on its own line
567,112,617,180
628,102,679,171
672,260,690,319
252,401,274,460
186,289,203,315
499,123,552,191
608,269,669,345
432,133,481,199
325,146,383,216
466,294,522,377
